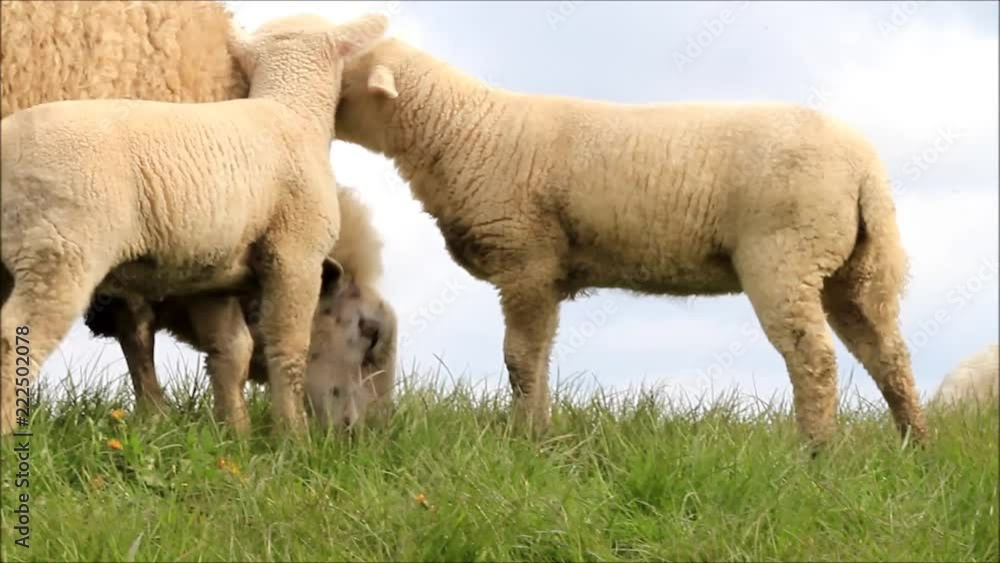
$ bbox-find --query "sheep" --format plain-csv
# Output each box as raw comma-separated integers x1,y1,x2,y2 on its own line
0,0,248,116
330,37,928,446
301,270,397,431
932,344,999,408
282,186,396,430
0,12,391,436
0,0,398,430
83,186,398,432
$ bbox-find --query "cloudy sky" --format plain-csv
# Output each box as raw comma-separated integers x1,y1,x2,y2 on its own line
42,0,998,408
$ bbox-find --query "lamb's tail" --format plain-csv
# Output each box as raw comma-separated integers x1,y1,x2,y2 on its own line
848,160,909,324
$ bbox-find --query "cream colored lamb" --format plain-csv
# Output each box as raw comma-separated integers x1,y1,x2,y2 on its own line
0,0,399,431
85,186,398,432
332,38,928,446
0,13,390,436
932,344,999,408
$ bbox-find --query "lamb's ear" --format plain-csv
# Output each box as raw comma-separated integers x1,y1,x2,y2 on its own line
320,257,345,294
329,12,389,60
368,64,398,99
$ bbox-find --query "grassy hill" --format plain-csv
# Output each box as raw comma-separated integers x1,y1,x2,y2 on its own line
1,371,997,561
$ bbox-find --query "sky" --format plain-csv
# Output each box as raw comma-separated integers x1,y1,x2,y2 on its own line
39,0,998,409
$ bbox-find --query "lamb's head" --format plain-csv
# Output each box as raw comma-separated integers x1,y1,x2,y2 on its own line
228,12,390,122
334,38,409,153
336,38,486,156
304,275,390,432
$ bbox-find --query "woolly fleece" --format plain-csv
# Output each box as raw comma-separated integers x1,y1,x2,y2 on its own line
933,344,999,408
0,12,389,436
83,186,397,432
332,38,928,445
0,1,397,433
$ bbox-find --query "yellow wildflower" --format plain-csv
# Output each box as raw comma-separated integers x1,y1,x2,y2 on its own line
217,457,242,476
109,408,127,422
415,492,433,510
106,438,123,451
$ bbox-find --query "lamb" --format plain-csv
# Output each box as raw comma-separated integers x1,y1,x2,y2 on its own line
83,186,398,432
331,38,928,446
0,0,398,430
932,344,999,408
0,12,391,436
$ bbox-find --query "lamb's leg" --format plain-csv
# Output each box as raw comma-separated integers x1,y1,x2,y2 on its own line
187,295,253,437
499,281,560,436
822,274,927,445
1,264,100,435
255,249,324,436
733,244,842,448
114,295,167,414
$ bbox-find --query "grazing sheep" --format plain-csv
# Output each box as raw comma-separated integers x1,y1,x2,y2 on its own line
301,273,397,431
281,186,396,430
0,13,390,436
932,344,999,408
84,186,398,432
332,38,928,445
0,0,398,429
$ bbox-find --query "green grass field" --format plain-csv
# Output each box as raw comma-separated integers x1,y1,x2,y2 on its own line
1,370,997,562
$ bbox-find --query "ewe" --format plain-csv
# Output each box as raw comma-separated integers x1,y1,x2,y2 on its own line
0,0,398,432
932,344,999,408
0,13,389,436
301,273,397,431
332,38,928,446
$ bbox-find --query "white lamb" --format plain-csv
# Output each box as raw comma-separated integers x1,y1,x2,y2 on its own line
932,344,999,408
0,13,390,436
331,38,927,446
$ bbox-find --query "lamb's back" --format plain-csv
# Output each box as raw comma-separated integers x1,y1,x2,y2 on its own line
3,98,305,275
492,96,874,293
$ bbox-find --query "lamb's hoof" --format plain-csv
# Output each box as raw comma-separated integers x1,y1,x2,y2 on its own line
227,417,253,440
511,401,551,439
134,396,170,421
900,423,929,450
802,433,832,460
272,412,309,440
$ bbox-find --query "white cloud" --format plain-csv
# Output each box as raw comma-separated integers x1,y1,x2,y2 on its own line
820,21,999,174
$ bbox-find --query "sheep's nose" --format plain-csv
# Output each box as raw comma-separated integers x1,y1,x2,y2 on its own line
342,416,354,428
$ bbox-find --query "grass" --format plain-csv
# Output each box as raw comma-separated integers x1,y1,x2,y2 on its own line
1,369,997,562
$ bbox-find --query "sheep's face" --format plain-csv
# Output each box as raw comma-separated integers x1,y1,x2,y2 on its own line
335,44,401,153
305,368,376,432
304,277,385,432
